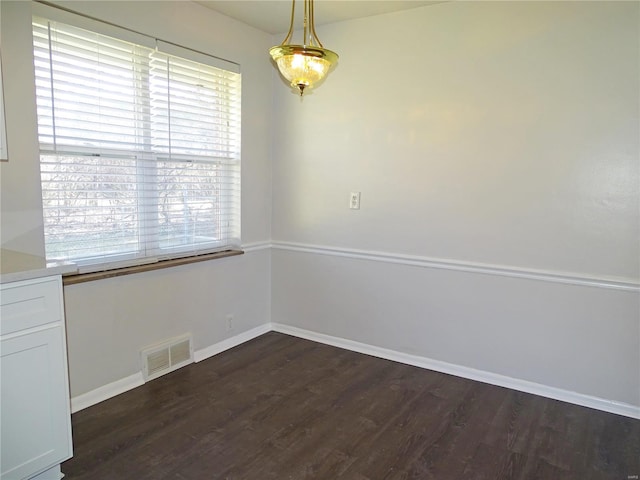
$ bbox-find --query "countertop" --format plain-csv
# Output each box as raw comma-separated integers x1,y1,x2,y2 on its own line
0,249,77,284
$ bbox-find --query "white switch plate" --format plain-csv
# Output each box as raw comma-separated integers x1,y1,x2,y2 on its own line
350,192,361,209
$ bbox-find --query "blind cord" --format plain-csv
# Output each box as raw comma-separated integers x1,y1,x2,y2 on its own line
45,21,57,153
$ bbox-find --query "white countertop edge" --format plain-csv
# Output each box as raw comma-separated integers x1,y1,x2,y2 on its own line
1,249,78,284
0,261,78,284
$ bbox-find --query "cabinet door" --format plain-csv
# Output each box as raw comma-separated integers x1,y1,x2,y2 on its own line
1,325,72,479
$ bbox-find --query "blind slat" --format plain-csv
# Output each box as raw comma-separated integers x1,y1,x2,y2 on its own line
34,16,241,271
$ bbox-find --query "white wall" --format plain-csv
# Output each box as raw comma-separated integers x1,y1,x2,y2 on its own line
0,1,274,397
271,2,640,406
66,251,270,396
2,0,638,410
0,1,46,255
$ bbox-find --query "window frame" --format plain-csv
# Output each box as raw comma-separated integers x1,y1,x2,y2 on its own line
32,4,242,274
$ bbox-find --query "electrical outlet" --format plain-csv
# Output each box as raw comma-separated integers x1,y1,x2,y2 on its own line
350,191,361,210
226,314,234,332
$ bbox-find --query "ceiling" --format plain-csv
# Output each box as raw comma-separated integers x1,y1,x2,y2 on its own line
196,1,444,35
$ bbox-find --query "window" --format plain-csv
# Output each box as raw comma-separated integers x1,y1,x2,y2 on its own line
32,16,241,273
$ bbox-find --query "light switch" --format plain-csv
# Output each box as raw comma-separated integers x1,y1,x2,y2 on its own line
350,192,361,210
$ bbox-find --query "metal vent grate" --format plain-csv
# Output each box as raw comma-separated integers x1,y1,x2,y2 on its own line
146,349,171,377
141,334,193,381
170,340,191,366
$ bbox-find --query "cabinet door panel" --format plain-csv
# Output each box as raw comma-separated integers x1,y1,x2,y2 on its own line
1,326,72,479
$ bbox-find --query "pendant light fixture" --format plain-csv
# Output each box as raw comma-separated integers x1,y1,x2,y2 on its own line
269,0,338,96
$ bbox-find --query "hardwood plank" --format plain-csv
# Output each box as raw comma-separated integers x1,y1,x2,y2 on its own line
402,383,510,479
62,332,640,480
462,443,528,480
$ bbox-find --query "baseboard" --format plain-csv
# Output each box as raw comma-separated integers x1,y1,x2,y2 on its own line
193,324,272,362
71,322,640,419
71,372,145,413
70,324,271,413
271,323,640,419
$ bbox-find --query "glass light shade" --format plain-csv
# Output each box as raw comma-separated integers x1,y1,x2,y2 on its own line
270,45,338,95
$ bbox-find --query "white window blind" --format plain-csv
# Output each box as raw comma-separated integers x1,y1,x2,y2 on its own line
32,16,241,272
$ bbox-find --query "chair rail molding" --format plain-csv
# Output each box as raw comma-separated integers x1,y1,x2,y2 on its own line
271,241,639,292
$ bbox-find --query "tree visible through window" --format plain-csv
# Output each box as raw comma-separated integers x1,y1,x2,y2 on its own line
32,17,241,272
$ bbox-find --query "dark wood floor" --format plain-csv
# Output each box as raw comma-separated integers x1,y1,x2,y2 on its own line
63,332,639,480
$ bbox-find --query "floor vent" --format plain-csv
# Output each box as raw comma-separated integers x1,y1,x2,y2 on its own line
141,334,193,381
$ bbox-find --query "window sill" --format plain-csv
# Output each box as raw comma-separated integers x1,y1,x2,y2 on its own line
62,249,244,286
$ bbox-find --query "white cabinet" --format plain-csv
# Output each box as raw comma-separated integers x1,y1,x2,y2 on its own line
1,276,73,480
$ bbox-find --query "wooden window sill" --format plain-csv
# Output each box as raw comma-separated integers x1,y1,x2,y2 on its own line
62,249,244,286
